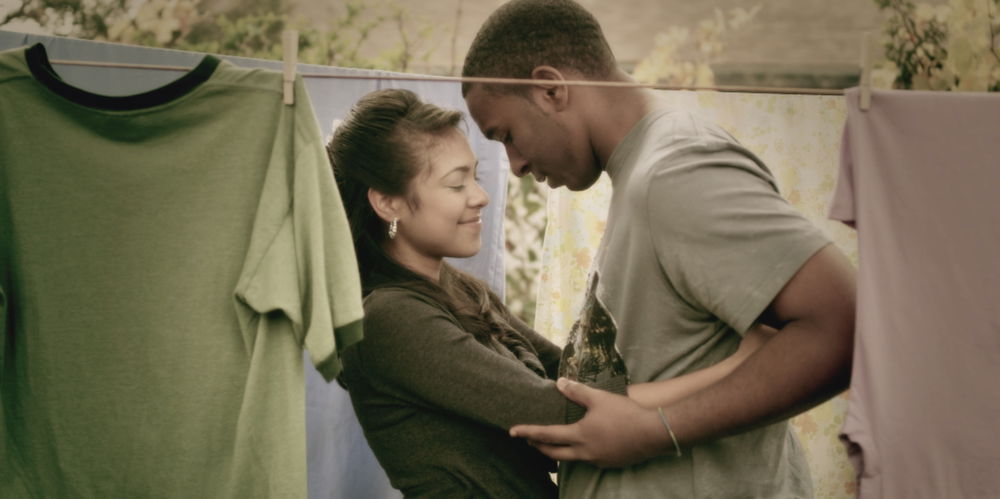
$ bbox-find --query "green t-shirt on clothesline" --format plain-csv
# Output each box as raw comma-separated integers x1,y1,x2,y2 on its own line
0,44,363,498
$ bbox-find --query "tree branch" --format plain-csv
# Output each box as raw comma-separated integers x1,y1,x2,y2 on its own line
449,0,463,76
987,0,1000,64
1,0,32,28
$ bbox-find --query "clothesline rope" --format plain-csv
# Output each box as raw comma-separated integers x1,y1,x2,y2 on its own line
48,58,847,96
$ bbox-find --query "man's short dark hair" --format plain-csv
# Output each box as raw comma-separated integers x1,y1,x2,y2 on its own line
461,0,617,96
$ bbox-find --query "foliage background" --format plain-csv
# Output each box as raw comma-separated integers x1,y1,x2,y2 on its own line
873,0,1000,91
2,3,994,495
0,0,551,321
0,0,445,70
2,0,995,323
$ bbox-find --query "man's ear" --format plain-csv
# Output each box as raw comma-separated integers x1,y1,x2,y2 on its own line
367,188,402,222
529,65,569,112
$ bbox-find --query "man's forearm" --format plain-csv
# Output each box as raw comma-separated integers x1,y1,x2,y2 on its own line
659,319,852,448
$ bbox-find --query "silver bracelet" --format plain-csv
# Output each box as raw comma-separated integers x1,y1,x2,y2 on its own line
657,406,683,458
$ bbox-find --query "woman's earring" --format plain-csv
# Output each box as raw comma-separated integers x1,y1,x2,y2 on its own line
388,217,398,240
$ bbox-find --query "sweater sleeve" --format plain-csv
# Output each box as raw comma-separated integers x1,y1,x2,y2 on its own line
350,288,576,428
505,312,562,380
503,307,629,423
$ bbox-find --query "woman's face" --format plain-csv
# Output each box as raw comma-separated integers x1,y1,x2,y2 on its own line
391,129,489,268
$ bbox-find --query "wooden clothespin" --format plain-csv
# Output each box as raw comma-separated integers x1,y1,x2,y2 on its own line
859,31,872,111
282,29,298,105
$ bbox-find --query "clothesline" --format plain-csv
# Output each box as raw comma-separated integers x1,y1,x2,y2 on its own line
48,58,847,96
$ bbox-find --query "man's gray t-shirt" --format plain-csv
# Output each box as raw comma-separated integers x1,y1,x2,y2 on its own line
558,108,830,498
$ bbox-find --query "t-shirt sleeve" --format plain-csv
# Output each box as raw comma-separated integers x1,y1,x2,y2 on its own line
1,174,10,399
349,289,578,429
1,262,6,410
647,141,830,335
828,121,857,227
289,78,364,379
234,76,363,382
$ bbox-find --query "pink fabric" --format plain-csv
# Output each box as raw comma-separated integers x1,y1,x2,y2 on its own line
830,88,1000,498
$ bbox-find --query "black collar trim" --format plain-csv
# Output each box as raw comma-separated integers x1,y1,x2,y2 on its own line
25,43,221,111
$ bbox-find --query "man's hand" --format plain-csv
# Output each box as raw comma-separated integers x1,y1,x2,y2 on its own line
509,378,669,468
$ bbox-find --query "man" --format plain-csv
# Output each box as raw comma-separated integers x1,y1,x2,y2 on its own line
461,0,856,497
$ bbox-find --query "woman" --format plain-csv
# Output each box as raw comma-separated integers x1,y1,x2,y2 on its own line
329,89,771,498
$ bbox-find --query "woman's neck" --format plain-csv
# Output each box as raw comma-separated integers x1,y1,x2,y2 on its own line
386,242,443,283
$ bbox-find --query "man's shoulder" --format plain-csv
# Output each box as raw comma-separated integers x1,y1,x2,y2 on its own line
641,108,735,145
621,111,737,181
621,109,742,177
610,107,762,204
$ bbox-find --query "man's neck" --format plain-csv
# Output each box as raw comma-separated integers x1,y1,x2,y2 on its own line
587,70,660,167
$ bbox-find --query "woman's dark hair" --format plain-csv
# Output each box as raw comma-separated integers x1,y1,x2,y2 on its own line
327,88,520,344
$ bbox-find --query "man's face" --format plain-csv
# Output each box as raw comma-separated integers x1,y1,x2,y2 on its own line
465,85,602,191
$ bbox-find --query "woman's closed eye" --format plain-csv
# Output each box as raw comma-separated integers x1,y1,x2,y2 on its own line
443,163,479,190
449,176,480,191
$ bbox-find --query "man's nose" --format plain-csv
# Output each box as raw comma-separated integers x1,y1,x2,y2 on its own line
506,146,529,177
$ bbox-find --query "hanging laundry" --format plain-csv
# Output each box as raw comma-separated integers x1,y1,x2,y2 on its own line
830,87,1000,499
0,43,364,498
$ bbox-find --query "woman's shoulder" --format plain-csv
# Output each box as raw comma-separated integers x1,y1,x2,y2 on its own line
364,286,443,312
357,286,464,353
362,286,456,335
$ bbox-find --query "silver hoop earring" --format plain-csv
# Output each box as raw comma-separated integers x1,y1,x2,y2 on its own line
388,217,398,240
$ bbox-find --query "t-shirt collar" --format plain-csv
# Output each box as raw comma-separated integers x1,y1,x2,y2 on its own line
24,43,221,111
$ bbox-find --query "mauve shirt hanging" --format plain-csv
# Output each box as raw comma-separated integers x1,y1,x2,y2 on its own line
829,88,1000,499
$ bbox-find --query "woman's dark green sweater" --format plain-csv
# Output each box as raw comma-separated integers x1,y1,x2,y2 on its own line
340,287,616,498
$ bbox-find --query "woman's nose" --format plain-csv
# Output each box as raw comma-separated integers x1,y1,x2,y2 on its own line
471,179,490,207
